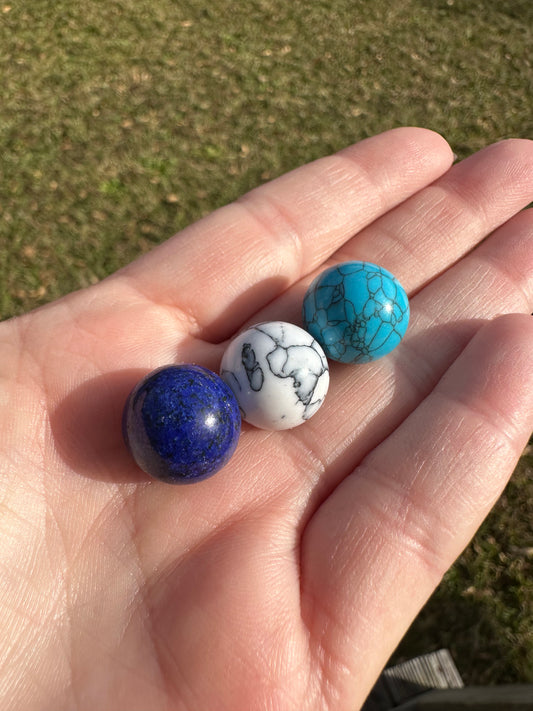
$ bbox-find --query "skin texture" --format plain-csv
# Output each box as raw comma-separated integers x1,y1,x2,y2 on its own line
0,127,533,711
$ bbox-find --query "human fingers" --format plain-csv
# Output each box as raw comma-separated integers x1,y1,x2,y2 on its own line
300,314,533,710
333,138,533,294
241,139,533,505
113,128,452,341
117,207,533,559
283,208,533,505
240,142,533,498
253,138,533,328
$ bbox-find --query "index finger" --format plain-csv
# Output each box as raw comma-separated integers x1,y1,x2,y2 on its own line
114,128,452,341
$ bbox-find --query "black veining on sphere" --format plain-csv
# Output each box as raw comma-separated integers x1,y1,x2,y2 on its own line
242,343,264,392
253,323,328,420
123,365,241,484
331,282,345,304
302,262,409,363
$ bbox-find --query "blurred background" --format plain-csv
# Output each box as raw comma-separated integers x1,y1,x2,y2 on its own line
0,0,531,684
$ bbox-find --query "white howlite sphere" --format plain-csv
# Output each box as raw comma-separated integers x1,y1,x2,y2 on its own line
220,321,330,430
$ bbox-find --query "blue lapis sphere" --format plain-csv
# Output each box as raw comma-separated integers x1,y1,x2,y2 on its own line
302,261,409,364
123,365,241,484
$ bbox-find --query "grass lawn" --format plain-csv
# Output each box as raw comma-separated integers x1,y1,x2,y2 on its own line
1,0,532,685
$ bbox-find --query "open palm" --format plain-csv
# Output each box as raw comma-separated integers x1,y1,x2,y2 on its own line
1,128,533,711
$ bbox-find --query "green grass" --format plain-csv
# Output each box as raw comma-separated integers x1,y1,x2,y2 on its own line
1,0,532,685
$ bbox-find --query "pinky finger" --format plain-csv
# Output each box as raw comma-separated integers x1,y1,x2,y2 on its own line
301,314,533,710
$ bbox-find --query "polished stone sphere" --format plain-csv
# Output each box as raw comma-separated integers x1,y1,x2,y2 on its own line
123,365,241,483
302,261,409,363
221,321,329,430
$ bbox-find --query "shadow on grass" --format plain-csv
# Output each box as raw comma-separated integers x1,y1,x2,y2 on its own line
392,577,532,684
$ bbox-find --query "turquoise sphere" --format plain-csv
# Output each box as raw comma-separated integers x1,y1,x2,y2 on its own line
302,261,409,364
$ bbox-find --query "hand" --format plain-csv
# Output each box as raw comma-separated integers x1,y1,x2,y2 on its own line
1,128,532,711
